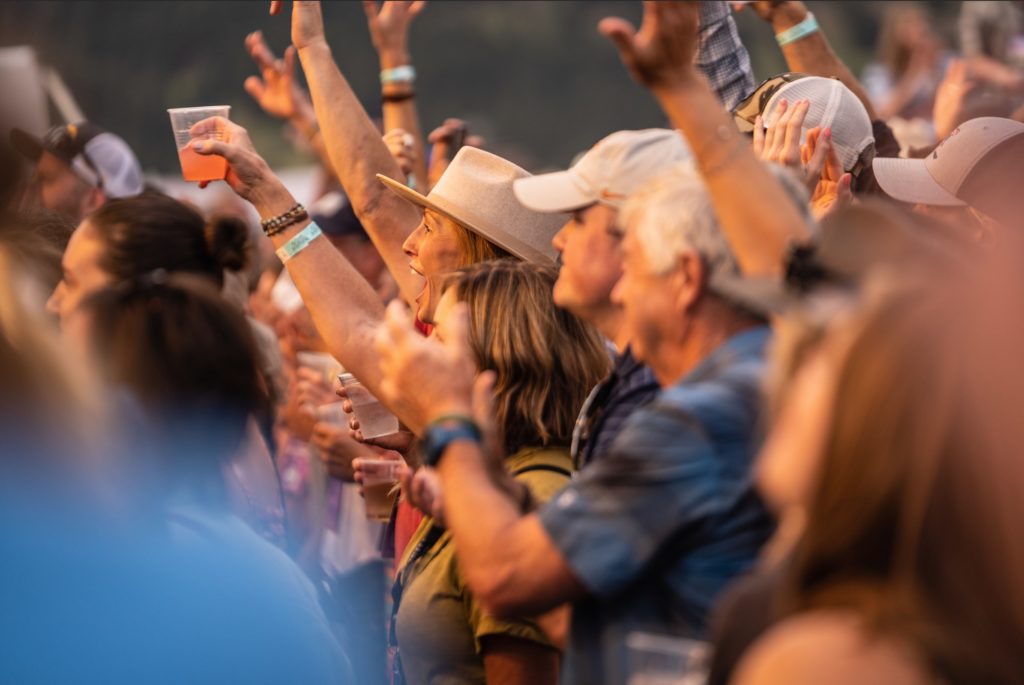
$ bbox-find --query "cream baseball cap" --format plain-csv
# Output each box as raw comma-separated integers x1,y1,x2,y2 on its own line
872,117,1024,211
512,129,692,213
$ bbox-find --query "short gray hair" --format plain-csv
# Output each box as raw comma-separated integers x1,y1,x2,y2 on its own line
620,162,812,279
620,163,740,279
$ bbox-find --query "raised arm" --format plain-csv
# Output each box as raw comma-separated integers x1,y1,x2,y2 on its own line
602,1,810,277
735,1,878,120
190,117,429,431
273,0,424,306
364,1,430,191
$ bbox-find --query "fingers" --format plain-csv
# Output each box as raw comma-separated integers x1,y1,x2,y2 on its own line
361,0,378,22
270,0,283,16
824,137,844,180
409,0,426,16
190,138,229,158
445,302,472,358
762,99,787,157
283,45,296,75
597,17,638,66
246,30,278,71
189,115,230,139
836,173,853,205
244,75,266,103
804,128,831,188
752,114,765,157
781,100,809,166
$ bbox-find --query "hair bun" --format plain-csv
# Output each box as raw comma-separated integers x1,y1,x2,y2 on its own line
205,216,249,272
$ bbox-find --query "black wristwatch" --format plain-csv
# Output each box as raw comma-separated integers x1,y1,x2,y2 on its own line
421,416,482,467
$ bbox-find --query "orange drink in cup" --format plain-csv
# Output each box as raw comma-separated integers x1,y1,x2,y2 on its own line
167,106,230,183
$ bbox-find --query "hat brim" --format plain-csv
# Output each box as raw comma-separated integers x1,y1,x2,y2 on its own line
376,173,553,264
512,171,596,213
710,273,796,318
872,157,965,207
9,128,44,162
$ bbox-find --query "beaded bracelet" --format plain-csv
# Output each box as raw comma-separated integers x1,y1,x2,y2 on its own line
261,203,308,236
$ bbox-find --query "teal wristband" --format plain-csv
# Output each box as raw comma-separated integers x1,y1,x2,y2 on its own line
776,13,818,47
275,222,322,263
380,65,416,85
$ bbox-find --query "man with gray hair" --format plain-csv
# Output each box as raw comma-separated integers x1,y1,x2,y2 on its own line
374,164,777,685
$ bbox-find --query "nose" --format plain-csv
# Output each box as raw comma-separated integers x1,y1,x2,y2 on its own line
610,274,626,307
552,222,569,253
402,225,422,258
45,283,63,317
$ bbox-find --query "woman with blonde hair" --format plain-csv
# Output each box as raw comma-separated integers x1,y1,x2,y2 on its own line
384,259,609,685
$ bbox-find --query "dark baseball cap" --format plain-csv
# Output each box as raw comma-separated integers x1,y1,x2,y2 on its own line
10,122,143,198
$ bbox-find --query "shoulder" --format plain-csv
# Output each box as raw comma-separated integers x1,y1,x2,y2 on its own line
732,611,933,685
508,447,573,505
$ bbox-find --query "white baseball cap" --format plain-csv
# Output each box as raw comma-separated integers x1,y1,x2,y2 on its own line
761,76,875,173
512,129,692,213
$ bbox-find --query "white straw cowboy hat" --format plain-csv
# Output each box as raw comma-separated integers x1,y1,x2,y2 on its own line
377,147,565,264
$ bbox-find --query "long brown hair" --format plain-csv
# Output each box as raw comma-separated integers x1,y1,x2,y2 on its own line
786,258,1024,683
443,260,610,455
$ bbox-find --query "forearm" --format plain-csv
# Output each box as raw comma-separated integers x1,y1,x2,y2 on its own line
288,95,334,172
250,184,401,422
654,75,810,276
438,443,572,617
379,47,429,191
297,41,423,304
772,5,878,120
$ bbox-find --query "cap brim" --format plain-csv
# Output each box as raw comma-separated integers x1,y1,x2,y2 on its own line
9,128,44,162
512,171,595,213
710,273,796,318
872,157,965,207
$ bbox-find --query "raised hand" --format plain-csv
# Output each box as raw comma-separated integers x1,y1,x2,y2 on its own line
805,131,852,221
753,99,830,194
599,0,700,89
189,117,293,214
383,128,417,176
244,31,304,121
933,59,976,140
363,1,425,58
270,1,327,52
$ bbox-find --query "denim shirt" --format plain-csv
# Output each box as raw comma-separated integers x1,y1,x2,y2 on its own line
540,326,776,685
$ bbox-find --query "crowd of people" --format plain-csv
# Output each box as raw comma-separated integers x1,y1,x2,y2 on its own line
2,1,1024,683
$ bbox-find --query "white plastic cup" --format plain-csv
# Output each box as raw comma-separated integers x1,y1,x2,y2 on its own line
626,632,710,685
167,105,230,182
359,458,402,521
340,373,399,439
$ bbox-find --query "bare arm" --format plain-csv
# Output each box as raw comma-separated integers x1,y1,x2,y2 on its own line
281,1,424,307
738,1,878,121
481,636,559,685
365,1,430,191
191,117,426,432
603,1,810,277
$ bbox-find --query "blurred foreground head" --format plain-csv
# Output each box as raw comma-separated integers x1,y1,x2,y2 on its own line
71,273,269,507
771,235,1024,682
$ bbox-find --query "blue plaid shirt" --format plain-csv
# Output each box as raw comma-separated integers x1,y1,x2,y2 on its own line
540,327,775,685
698,2,755,110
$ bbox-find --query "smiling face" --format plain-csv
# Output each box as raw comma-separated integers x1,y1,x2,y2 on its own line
551,203,625,328
46,220,114,328
401,209,466,323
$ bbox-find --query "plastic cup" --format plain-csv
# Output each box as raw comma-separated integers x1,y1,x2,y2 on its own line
626,632,710,685
360,459,401,521
167,105,230,183
340,373,399,439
